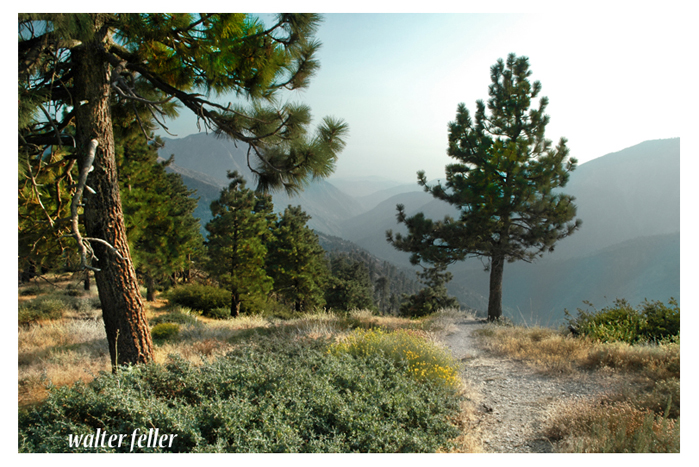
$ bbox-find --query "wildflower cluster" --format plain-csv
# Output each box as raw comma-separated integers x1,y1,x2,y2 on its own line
331,328,460,389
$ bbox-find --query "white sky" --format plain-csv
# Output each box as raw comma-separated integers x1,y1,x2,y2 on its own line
156,6,690,183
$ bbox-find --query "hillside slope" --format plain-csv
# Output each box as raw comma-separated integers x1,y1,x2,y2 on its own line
158,133,363,236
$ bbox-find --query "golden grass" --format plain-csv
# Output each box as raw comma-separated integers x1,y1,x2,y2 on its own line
441,384,484,453
476,323,680,453
473,324,680,380
544,396,679,452
18,319,111,407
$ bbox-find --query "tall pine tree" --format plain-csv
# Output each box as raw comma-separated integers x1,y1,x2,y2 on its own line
205,172,274,318
116,125,204,301
19,14,347,366
388,53,581,321
267,205,329,312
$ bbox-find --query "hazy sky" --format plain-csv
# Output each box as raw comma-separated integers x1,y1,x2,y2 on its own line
154,10,685,183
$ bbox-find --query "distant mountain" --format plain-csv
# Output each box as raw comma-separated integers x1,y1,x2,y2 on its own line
548,138,680,260
449,232,680,324
337,191,460,267
158,133,363,237
328,176,408,198
354,183,422,211
160,133,254,185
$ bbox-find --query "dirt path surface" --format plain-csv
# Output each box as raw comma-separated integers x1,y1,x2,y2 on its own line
437,317,615,453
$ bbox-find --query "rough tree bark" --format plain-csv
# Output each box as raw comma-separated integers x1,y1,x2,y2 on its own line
487,253,505,321
72,18,154,368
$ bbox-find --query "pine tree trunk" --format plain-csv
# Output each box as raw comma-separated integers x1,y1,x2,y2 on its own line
73,20,154,369
83,270,90,291
231,294,241,318
487,253,505,321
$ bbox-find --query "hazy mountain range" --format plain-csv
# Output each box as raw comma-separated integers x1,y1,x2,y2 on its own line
158,135,680,324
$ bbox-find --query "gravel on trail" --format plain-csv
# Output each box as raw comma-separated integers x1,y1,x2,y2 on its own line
437,317,617,453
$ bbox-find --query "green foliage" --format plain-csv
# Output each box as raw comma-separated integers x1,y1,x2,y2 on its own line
205,307,233,320
205,172,274,317
18,297,66,324
116,122,204,299
19,341,462,452
165,284,230,314
267,205,329,312
20,14,348,194
399,264,459,318
325,255,375,312
151,308,200,326
330,328,460,389
566,299,680,344
151,323,180,341
399,286,460,318
387,53,580,321
18,149,80,275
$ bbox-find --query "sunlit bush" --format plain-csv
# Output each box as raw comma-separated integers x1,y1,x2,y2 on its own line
566,298,680,344
330,328,460,389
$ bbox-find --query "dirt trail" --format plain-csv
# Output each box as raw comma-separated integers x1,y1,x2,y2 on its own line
438,317,614,453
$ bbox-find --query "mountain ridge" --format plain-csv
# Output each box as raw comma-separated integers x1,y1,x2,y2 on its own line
158,132,680,323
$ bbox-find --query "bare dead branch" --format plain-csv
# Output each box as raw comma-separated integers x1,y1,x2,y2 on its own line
66,139,123,271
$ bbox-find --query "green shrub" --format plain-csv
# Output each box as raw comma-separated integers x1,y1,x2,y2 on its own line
18,297,67,324
330,328,460,389
639,299,679,342
19,286,44,296
204,307,232,320
151,308,200,326
151,323,180,341
18,341,462,453
399,286,460,318
165,284,230,314
566,299,680,344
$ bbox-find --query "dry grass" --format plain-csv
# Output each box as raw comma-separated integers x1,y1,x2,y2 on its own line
474,323,680,453
18,319,111,407
473,325,590,373
473,324,679,380
441,384,484,453
544,396,679,452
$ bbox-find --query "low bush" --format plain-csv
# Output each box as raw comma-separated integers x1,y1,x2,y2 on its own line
19,340,463,453
151,308,200,326
165,284,229,314
151,323,180,341
18,296,67,324
19,286,44,296
205,307,232,320
399,287,460,318
565,298,680,344
330,328,460,389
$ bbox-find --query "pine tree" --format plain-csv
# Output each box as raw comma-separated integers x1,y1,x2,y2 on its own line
399,263,459,318
388,53,581,321
205,172,274,317
325,255,375,312
19,14,347,366
116,125,204,301
267,205,329,312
